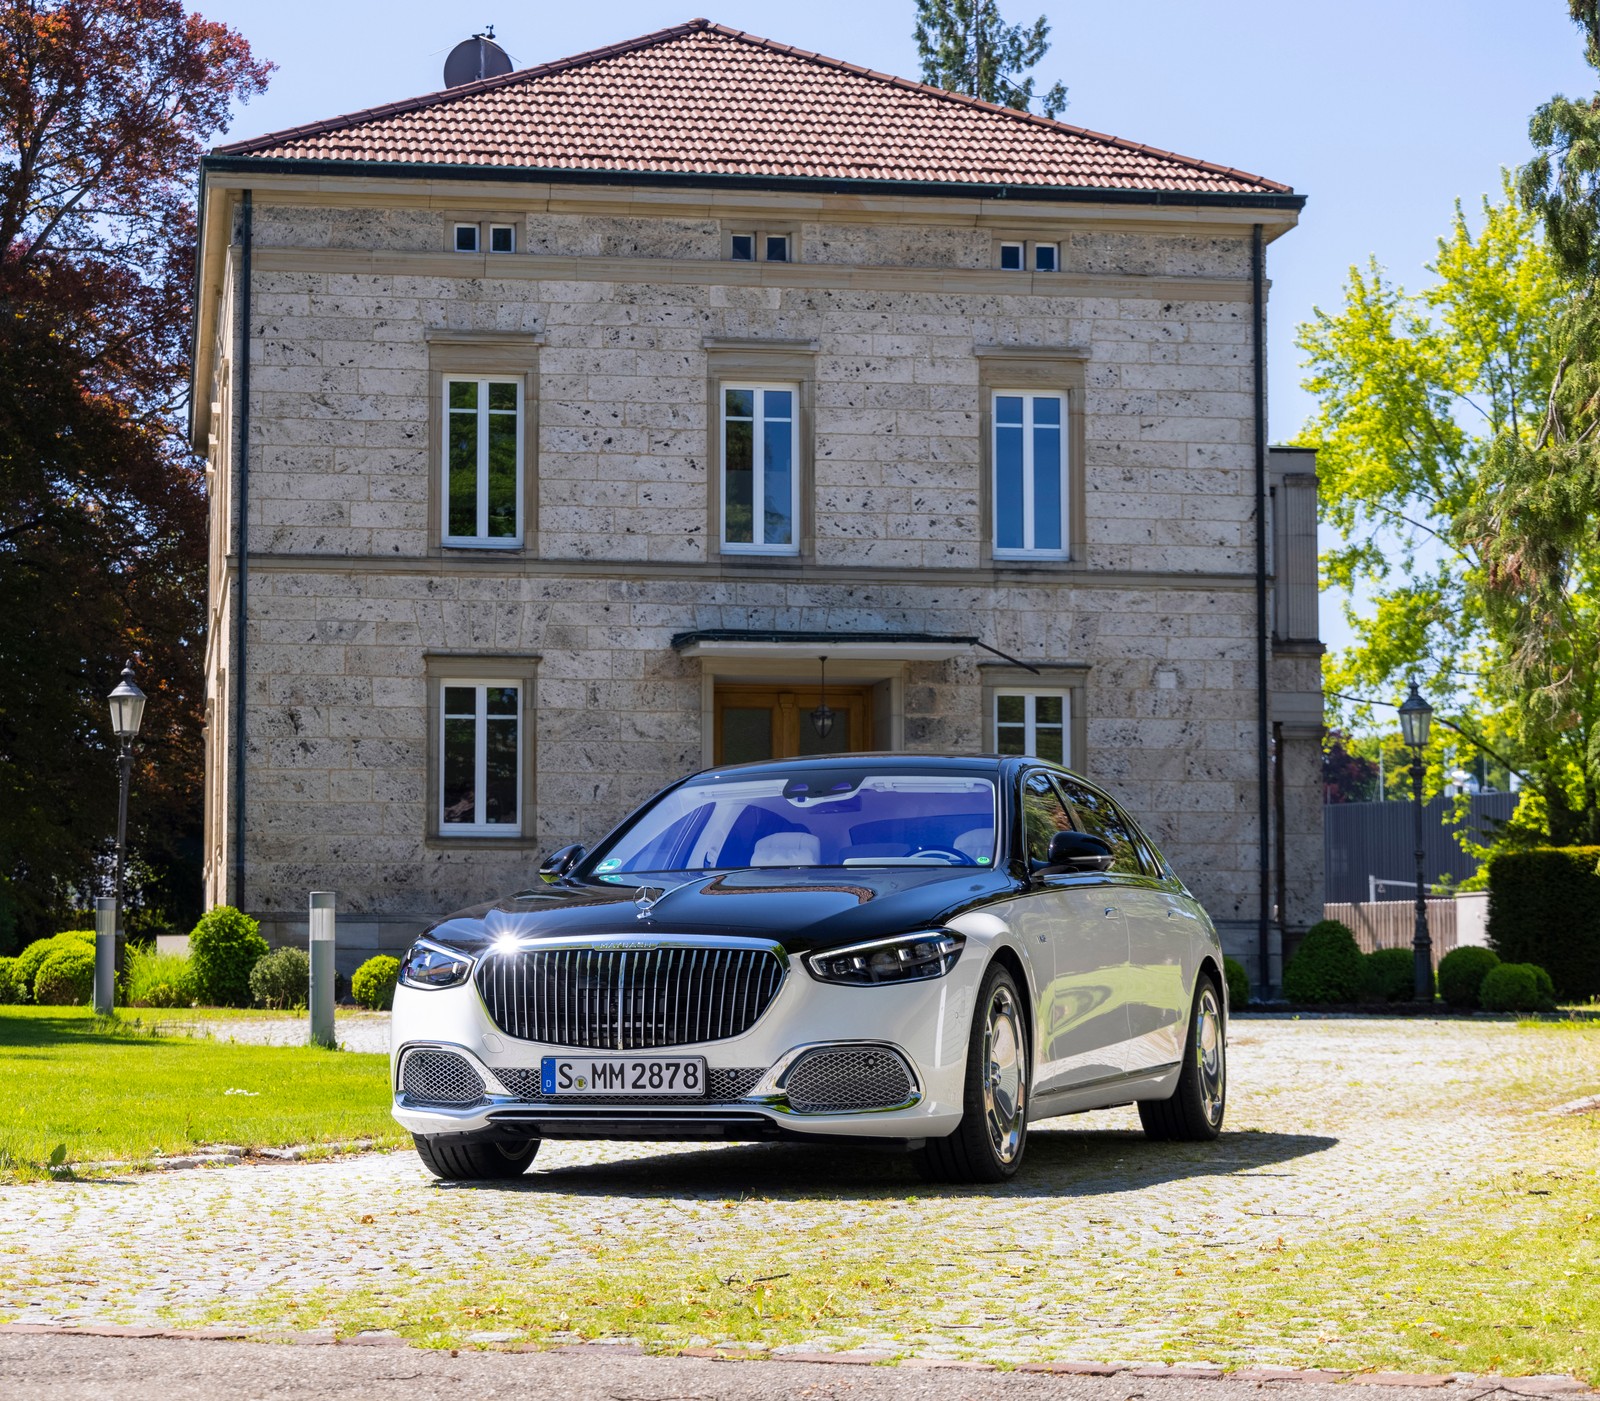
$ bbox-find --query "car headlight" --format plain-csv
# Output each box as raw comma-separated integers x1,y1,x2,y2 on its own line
399,941,474,990
805,932,964,986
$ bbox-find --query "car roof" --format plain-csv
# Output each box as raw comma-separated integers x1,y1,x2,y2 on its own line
694,752,1008,783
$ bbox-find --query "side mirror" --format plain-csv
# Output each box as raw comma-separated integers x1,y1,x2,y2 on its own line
1042,829,1113,874
538,843,586,883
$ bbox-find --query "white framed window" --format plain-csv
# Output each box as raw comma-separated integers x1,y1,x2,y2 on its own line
996,691,1070,766
440,682,522,834
997,239,1059,271
721,383,798,554
999,241,1025,270
728,229,795,262
443,377,522,546
992,390,1067,557
488,223,516,253
454,223,480,253
1033,243,1058,272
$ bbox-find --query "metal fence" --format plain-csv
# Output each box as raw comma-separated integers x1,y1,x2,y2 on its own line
1322,899,1458,967
1323,793,1519,904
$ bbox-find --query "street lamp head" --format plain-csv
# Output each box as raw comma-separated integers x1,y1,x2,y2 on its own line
1398,678,1432,750
107,659,146,741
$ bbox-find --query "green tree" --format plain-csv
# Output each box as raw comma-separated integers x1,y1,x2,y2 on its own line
913,0,1067,117
0,1,270,945
1298,183,1600,844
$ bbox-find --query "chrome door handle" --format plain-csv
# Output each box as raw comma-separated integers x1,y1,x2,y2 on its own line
1103,907,1117,917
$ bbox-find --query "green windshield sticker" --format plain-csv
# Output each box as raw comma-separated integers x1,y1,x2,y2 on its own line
977,856,992,864
597,857,622,872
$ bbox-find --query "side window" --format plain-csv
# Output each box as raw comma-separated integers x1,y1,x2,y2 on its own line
993,391,1066,557
440,682,521,834
1054,775,1145,876
443,377,521,546
1021,770,1075,867
721,384,798,554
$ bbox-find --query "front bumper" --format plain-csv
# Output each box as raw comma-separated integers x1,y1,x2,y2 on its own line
389,947,984,1143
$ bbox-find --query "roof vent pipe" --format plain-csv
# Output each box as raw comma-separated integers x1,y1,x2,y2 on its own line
443,27,513,87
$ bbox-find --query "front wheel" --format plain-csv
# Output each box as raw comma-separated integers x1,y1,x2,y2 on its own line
915,963,1030,1183
413,1134,540,1181
1138,976,1225,1141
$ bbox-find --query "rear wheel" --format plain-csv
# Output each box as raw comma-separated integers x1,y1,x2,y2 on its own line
915,962,1030,1183
1138,976,1225,1142
412,1134,540,1181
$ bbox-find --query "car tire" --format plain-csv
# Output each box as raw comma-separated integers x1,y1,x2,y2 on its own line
915,962,1030,1184
412,1134,540,1181
1138,975,1225,1142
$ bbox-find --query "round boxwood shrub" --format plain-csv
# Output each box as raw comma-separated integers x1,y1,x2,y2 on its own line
189,906,268,1007
1480,962,1557,1013
16,930,94,996
352,954,400,1011
1282,919,1366,1004
1363,946,1419,1003
1438,946,1500,1010
0,955,28,1005
249,946,310,1010
1222,955,1250,1009
34,947,97,1005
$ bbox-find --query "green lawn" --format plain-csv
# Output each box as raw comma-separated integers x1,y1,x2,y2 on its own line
0,1007,404,1177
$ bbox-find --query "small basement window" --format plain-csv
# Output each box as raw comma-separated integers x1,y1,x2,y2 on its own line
731,233,755,261
1034,243,1058,272
489,224,515,254
454,223,480,253
764,234,790,263
999,241,1025,271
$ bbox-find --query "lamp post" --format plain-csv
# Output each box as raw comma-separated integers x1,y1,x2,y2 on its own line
1398,679,1434,1003
106,660,147,979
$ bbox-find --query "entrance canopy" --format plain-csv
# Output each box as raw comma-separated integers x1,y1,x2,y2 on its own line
671,630,1018,665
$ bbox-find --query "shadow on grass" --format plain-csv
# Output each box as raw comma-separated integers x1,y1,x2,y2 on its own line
434,1127,1336,1200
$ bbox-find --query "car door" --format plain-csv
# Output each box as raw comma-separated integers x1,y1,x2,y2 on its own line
1056,775,1188,1075
1011,770,1131,1094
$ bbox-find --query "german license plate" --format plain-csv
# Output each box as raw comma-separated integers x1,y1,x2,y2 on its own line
539,1056,706,1096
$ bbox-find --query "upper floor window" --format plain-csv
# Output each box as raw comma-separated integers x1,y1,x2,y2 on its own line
721,384,798,554
444,377,521,546
729,230,794,262
996,691,1069,766
441,682,521,834
993,390,1066,558
454,223,480,253
488,223,516,253
998,240,1058,271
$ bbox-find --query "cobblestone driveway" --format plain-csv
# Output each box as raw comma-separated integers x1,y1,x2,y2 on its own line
0,1019,1594,1367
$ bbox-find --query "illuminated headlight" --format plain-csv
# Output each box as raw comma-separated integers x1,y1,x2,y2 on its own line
805,932,964,986
399,941,473,990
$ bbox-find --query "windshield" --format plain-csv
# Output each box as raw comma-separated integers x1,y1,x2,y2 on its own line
592,769,999,874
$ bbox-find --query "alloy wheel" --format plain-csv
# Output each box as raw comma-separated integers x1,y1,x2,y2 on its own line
1195,984,1225,1127
982,982,1027,1164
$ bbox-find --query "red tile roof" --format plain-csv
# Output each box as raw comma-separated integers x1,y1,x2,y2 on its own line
215,19,1292,197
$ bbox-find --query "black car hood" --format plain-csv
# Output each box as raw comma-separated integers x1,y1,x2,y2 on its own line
421,866,1017,956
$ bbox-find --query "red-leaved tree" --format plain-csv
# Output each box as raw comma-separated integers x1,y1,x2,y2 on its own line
0,0,270,945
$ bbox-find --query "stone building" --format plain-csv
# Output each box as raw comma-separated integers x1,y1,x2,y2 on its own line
189,19,1323,987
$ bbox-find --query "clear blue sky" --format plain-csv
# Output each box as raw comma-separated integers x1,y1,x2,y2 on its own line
200,0,1590,652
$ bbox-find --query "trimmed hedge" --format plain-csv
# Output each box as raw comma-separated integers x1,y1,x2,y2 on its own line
189,906,268,1007
1282,919,1366,1004
1487,846,1600,1002
1480,961,1557,1013
34,947,96,1005
249,946,309,1010
352,955,400,1011
1363,946,1419,1003
1438,946,1500,1010
1222,955,1250,1010
0,954,27,1005
16,930,94,996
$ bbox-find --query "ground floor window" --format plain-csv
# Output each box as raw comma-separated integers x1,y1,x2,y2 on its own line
995,691,1070,766
441,682,521,833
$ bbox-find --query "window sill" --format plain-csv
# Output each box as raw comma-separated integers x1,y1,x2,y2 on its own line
440,540,525,552
426,832,537,851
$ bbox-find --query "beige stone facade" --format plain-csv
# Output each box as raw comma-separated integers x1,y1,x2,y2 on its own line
192,180,1322,986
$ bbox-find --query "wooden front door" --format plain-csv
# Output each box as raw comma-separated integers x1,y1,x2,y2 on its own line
714,683,874,765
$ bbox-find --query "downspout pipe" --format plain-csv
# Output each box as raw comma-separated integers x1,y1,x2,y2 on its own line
1252,223,1272,994
233,190,252,906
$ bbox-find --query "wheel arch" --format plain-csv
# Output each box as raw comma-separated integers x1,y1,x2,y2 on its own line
985,942,1035,1052
1197,954,1226,1018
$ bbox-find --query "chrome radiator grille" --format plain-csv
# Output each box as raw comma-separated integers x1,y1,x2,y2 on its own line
476,945,785,1049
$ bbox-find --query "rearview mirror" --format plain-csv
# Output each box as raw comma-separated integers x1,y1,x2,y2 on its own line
1042,830,1113,874
538,843,586,883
